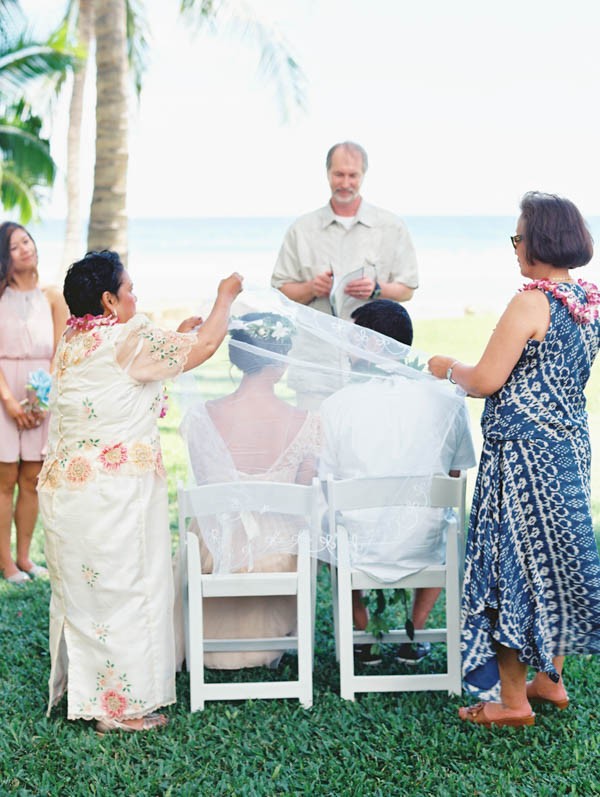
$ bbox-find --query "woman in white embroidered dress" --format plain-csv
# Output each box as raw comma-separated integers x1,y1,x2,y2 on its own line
38,250,242,732
0,222,68,584
176,312,321,669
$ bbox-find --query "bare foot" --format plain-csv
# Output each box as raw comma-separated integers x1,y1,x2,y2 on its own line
1,561,20,579
526,674,569,708
96,713,168,733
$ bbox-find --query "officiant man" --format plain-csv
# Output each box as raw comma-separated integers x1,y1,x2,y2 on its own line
271,141,419,320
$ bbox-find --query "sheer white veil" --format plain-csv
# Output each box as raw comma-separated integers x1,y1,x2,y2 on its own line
174,289,468,574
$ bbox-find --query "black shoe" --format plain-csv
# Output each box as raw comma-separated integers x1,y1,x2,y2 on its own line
395,642,431,665
354,644,382,666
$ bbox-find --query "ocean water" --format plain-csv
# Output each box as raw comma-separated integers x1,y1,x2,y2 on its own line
27,216,600,320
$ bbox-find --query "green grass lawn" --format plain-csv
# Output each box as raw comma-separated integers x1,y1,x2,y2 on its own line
1,313,599,796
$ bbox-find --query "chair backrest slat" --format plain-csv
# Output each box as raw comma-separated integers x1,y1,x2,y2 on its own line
179,480,317,519
327,474,464,511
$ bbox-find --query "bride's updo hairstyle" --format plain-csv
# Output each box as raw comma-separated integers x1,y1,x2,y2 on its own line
228,312,295,374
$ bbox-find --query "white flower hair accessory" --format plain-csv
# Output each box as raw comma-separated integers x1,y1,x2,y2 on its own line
228,315,296,344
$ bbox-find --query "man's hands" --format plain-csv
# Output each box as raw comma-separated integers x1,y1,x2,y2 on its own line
311,269,333,298
344,276,376,299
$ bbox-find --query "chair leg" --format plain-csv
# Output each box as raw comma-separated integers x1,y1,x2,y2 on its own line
310,558,318,670
297,531,313,708
445,521,462,696
178,516,190,673
336,527,356,701
330,563,340,663
187,532,205,712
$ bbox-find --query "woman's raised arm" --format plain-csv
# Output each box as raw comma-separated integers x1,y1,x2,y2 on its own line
182,273,244,372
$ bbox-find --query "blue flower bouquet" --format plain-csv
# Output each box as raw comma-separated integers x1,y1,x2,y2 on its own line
25,368,52,411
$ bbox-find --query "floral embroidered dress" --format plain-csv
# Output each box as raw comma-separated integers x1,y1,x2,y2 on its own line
462,281,600,697
38,315,195,720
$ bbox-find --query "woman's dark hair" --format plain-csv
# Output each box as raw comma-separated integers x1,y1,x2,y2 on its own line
351,299,414,346
0,222,38,298
63,250,124,316
229,312,294,374
519,191,593,268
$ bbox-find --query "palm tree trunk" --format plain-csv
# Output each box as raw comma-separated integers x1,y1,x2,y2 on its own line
60,0,94,280
87,0,129,262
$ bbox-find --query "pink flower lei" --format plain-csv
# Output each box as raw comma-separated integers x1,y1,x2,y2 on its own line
66,313,119,332
521,278,600,324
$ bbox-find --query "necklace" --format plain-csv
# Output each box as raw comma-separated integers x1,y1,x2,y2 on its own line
521,278,600,324
66,313,119,332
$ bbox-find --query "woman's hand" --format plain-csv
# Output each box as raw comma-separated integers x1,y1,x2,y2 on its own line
218,273,244,300
428,355,456,380
3,395,39,430
177,316,203,333
182,273,244,372
31,407,47,428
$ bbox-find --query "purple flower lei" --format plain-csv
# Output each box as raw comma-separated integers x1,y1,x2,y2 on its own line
521,279,600,324
66,313,119,331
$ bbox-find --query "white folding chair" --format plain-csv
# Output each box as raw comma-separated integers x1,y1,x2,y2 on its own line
178,478,320,711
327,473,466,701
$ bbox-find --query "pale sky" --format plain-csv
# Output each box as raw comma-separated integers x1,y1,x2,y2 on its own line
17,0,600,218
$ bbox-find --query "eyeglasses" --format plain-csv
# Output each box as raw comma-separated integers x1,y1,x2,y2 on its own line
510,234,523,249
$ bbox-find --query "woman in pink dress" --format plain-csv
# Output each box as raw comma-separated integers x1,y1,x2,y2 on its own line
0,222,68,584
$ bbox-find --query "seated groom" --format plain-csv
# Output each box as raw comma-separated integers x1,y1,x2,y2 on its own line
319,300,476,664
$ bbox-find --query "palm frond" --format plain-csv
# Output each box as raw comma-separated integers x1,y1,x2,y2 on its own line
179,0,307,123
179,0,220,26
0,0,22,41
0,121,55,184
0,103,56,212
0,42,76,94
0,164,38,223
126,0,151,98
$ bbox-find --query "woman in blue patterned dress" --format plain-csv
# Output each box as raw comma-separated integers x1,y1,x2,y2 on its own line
429,192,600,727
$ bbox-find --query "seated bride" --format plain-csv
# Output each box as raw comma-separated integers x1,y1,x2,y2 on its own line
174,312,321,670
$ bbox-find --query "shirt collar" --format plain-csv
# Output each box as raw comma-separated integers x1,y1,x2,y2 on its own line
319,198,374,229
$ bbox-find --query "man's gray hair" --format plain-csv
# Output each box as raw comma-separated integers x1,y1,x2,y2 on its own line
325,141,368,172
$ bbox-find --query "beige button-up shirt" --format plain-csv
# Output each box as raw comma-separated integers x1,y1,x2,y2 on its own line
271,201,419,319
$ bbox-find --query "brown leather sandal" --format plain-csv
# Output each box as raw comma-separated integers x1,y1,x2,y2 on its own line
458,701,535,728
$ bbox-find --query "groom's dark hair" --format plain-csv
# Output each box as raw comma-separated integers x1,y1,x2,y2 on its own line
351,300,413,346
